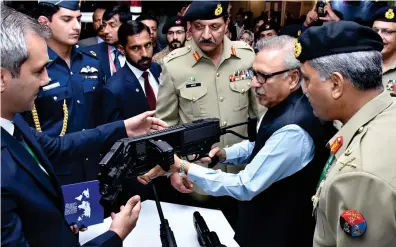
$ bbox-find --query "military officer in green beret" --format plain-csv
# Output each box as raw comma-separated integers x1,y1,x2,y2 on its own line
296,21,396,246
152,16,187,67
372,6,396,96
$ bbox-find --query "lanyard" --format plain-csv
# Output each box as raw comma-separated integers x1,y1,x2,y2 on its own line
316,153,335,189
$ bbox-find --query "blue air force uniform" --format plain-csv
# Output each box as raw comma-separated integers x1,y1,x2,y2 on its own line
23,45,105,184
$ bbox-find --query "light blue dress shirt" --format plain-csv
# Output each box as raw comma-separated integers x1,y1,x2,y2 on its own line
187,124,315,201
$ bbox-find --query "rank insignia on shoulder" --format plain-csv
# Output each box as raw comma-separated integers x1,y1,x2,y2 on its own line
340,210,367,237
330,136,343,155
90,51,96,57
231,46,237,56
193,51,200,61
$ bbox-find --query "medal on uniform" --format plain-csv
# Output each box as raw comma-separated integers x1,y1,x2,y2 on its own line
312,136,343,214
386,80,395,92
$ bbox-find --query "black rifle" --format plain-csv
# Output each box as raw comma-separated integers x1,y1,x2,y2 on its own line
98,117,257,247
193,211,226,247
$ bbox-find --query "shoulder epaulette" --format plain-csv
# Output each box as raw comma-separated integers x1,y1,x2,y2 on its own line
232,41,254,52
163,46,192,64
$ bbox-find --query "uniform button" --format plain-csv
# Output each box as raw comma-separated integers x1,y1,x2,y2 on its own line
344,149,352,156
357,127,364,134
222,121,227,127
241,89,246,93
187,46,191,50
85,158,89,161
192,97,196,101
82,129,85,131
53,96,57,101
77,100,81,104
70,72,73,75
219,97,224,102
93,86,95,90
136,88,140,92
247,82,251,86
216,73,220,77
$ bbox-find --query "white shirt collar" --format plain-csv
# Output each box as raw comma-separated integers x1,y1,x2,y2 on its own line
1,117,14,135
109,45,116,53
126,60,150,79
97,36,104,44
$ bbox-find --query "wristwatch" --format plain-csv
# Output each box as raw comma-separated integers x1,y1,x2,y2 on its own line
178,159,188,178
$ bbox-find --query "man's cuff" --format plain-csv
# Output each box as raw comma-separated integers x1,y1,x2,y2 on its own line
187,164,210,190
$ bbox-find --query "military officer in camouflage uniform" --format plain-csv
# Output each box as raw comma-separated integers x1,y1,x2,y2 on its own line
152,16,187,67
296,21,396,246
372,6,396,96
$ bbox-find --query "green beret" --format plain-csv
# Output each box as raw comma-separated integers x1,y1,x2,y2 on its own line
372,6,396,23
183,1,229,22
295,21,383,63
39,0,80,10
162,16,187,34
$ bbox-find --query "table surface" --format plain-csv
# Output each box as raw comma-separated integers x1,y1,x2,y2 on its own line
79,200,239,247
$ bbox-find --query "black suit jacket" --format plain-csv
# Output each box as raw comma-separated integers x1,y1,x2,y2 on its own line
1,114,127,246
100,63,162,123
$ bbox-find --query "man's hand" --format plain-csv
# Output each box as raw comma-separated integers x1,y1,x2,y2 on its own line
319,3,340,22
304,4,318,27
124,111,168,137
109,195,142,241
69,224,87,234
200,147,226,165
170,173,194,193
137,155,182,184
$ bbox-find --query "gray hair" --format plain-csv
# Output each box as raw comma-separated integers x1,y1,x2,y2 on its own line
309,51,383,91
1,5,51,76
256,35,301,71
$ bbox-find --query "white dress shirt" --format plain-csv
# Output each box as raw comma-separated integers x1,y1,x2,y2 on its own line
1,117,48,175
109,45,126,75
126,61,159,98
235,23,244,38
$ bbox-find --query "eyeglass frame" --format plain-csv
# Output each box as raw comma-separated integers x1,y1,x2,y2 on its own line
372,27,396,37
247,67,299,84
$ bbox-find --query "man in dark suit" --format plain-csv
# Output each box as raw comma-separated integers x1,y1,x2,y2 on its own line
1,6,167,246
101,21,161,123
78,6,106,47
85,5,131,80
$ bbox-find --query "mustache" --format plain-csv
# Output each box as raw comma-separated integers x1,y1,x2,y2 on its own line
171,40,181,44
199,37,216,44
255,88,265,95
138,57,151,64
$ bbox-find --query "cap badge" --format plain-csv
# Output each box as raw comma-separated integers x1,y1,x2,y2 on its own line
215,3,223,16
294,40,302,58
340,210,367,237
175,19,181,25
90,51,96,57
385,9,394,20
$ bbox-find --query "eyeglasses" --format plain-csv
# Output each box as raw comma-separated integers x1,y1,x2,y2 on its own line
247,68,296,84
372,28,396,37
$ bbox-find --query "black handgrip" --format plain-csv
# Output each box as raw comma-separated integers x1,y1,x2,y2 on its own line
208,155,219,168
